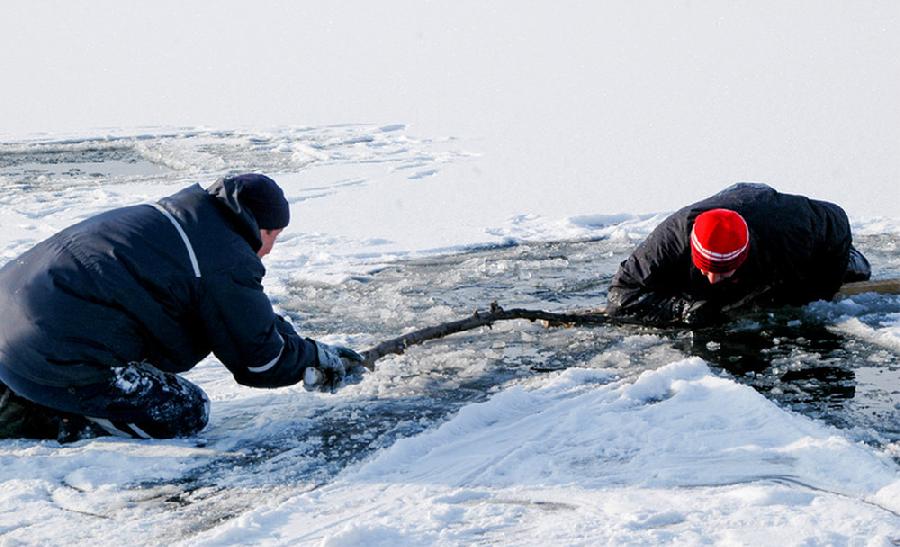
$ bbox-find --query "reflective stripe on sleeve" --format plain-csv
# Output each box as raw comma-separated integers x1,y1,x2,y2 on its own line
247,335,285,373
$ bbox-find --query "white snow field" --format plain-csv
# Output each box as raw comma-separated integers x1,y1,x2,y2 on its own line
2,1,900,545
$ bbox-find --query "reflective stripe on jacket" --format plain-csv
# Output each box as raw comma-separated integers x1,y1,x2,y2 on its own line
0,183,317,395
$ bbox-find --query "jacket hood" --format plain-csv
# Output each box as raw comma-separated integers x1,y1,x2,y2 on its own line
206,178,263,251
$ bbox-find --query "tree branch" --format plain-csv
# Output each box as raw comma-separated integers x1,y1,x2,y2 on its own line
358,277,900,369
836,278,900,297
360,303,610,369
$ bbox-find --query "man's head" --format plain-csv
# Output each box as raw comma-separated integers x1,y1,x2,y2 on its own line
690,208,749,284
226,173,291,231
208,173,290,258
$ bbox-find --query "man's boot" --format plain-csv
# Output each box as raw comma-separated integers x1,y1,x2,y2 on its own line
844,245,872,283
0,383,61,439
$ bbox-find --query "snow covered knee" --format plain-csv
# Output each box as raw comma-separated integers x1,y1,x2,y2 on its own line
83,362,210,439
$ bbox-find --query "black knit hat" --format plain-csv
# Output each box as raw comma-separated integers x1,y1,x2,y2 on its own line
226,173,290,230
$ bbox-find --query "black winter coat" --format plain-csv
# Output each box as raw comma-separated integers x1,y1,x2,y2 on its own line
0,182,319,400
605,183,854,324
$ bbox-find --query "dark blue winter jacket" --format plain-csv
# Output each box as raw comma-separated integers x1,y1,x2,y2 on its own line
0,182,319,402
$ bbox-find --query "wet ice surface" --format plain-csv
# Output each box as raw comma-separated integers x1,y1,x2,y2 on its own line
131,235,900,542
1,128,898,544
123,241,639,540
285,234,900,454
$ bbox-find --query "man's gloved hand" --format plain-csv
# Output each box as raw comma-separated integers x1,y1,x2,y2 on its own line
304,341,364,392
683,299,721,326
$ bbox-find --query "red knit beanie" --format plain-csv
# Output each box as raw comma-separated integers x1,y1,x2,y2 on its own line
690,208,749,273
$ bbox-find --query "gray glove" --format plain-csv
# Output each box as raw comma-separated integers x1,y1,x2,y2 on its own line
304,341,364,392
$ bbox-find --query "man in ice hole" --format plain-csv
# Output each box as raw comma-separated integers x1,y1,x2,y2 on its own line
605,183,871,325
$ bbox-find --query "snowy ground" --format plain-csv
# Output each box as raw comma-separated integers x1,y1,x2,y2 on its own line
0,128,898,545
2,1,900,544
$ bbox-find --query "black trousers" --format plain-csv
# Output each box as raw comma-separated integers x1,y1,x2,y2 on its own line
0,362,209,442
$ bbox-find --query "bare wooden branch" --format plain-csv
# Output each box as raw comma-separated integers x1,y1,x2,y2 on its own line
360,303,610,369
359,277,900,369
837,278,900,297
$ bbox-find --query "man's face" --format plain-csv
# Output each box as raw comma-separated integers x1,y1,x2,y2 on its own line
258,228,284,258
700,268,736,285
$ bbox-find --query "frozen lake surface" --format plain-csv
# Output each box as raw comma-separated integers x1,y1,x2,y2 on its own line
0,128,898,544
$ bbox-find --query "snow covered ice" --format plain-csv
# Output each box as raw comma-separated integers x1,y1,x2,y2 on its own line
2,2,900,544
0,127,898,545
